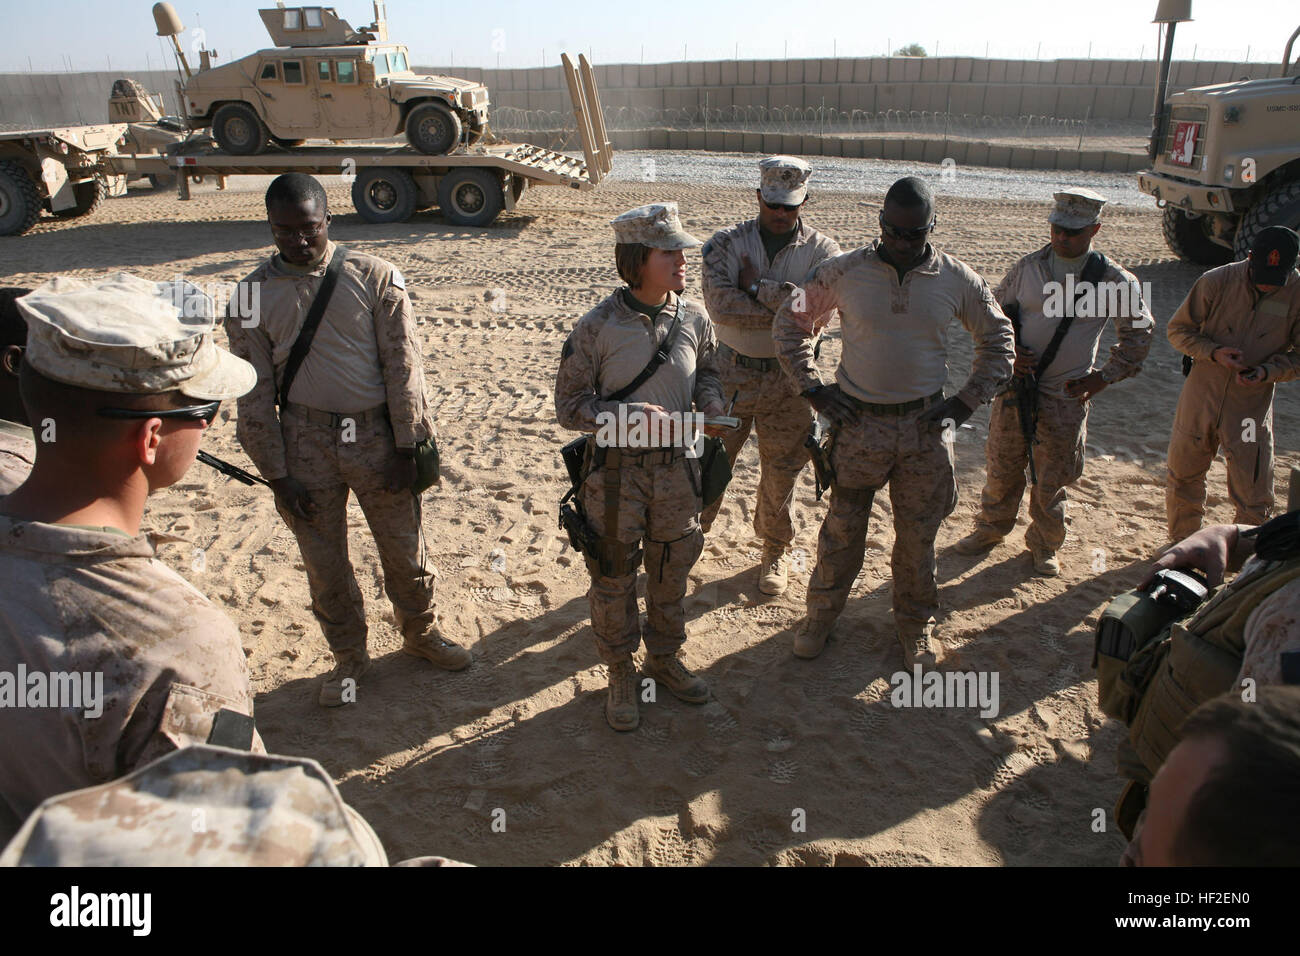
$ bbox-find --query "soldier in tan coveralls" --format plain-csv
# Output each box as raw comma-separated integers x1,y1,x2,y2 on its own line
555,203,727,731
774,177,1014,665
954,189,1153,576
0,289,35,493
1166,226,1300,541
0,274,264,845
699,157,842,594
226,173,469,709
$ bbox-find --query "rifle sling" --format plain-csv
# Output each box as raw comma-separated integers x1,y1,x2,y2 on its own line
277,245,347,409
1005,251,1108,380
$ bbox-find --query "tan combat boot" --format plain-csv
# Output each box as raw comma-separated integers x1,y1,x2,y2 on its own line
644,652,710,704
1029,544,1061,578
605,657,640,731
793,617,834,659
319,655,372,708
758,545,789,596
953,526,1004,555
402,628,472,671
898,625,938,669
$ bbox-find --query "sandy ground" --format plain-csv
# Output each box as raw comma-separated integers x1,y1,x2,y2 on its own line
3,155,1294,866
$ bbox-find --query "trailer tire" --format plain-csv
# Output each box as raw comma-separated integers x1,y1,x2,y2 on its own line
351,167,418,223
53,176,107,219
1234,180,1300,260
437,168,504,227
146,172,177,191
0,160,42,236
405,102,461,155
213,103,269,155
1162,206,1232,266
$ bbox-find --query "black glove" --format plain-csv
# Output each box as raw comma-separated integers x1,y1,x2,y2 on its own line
916,396,973,436
803,384,860,427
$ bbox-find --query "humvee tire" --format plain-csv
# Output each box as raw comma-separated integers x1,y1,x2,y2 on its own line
437,168,503,227
0,160,41,236
146,172,177,190
213,103,269,155
53,176,106,219
351,167,418,223
1234,180,1300,260
406,102,461,155
1162,206,1232,266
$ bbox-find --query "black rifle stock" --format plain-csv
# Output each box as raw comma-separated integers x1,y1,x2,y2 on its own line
1003,302,1040,486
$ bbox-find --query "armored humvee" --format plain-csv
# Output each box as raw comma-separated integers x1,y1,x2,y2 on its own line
1138,3,1300,264
163,2,490,156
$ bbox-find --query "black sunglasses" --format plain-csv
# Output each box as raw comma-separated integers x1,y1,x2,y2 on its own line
98,400,221,425
879,211,936,241
1051,223,1090,238
762,198,803,213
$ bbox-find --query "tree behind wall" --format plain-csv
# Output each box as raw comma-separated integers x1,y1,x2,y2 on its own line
893,44,927,57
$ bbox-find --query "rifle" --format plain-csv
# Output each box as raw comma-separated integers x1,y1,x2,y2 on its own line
805,416,836,500
197,451,269,487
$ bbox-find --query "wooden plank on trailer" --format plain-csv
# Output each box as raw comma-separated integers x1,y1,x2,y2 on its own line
578,54,612,184
562,53,600,191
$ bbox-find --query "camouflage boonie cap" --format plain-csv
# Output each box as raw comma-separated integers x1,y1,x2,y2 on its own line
16,273,256,400
759,155,811,205
0,745,388,866
1049,187,1107,229
611,203,701,250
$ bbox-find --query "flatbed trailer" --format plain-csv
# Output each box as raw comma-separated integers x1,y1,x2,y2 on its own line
109,53,612,228
0,123,127,235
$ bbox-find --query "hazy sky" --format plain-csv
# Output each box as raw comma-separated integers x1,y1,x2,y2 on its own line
4,0,1296,73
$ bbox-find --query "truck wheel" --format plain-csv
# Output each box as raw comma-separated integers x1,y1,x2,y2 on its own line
146,172,177,190
0,160,42,236
437,168,504,227
212,103,269,155
53,176,107,219
1162,206,1232,266
351,167,418,223
1234,180,1300,260
405,102,461,155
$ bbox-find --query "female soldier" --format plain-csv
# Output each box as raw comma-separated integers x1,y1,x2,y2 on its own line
555,203,726,731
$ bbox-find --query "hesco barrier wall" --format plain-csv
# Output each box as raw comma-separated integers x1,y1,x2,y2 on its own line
0,56,1274,172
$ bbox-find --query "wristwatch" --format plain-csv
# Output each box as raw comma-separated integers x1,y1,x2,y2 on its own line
747,280,761,298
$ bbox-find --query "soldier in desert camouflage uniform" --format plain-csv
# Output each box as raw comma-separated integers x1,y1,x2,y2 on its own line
954,188,1153,576
555,203,727,731
225,173,469,709
774,177,1014,665
699,157,842,595
0,289,35,494
0,274,265,845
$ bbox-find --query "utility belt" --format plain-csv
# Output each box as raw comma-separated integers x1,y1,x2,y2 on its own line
283,401,389,428
598,445,690,469
844,389,944,417
717,342,780,373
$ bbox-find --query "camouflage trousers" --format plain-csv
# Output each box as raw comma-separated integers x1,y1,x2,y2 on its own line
973,390,1088,553
1166,376,1275,542
699,353,813,549
275,409,436,666
580,449,704,664
806,402,957,636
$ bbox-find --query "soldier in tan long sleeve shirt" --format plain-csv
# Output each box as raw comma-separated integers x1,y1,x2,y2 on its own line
774,177,1014,665
225,173,469,709
554,203,726,732
698,157,842,595
1165,227,1300,541
955,189,1153,576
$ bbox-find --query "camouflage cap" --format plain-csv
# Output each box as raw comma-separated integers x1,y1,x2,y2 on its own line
1049,187,1107,229
0,745,389,866
759,155,812,205
611,202,702,250
16,273,256,400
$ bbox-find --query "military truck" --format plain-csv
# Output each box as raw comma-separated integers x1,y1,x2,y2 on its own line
1138,3,1300,264
157,2,491,156
0,125,127,235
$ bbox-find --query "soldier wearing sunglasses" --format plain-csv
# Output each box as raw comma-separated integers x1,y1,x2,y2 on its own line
774,176,1014,666
699,156,842,595
0,275,265,843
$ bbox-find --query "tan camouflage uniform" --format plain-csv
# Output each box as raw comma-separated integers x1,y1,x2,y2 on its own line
698,218,841,546
225,241,438,666
972,244,1153,552
774,242,1014,635
0,419,34,494
1166,261,1300,541
555,290,724,663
